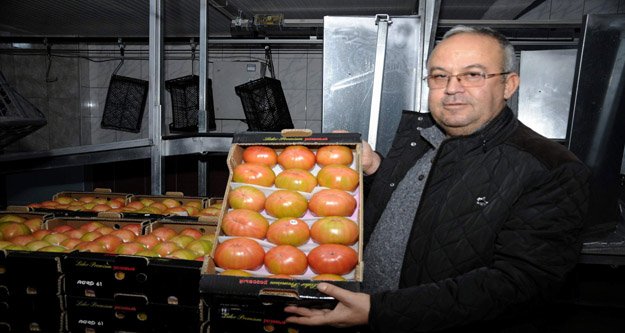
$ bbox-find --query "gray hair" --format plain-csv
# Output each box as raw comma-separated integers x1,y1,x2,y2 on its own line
443,25,517,73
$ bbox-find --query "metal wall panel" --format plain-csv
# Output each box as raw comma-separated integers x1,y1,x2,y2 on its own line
518,49,577,140
322,16,421,155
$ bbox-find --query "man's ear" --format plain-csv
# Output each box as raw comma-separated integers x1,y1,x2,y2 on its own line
503,73,520,100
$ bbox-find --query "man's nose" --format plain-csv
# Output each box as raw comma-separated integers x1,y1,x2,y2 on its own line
445,75,465,93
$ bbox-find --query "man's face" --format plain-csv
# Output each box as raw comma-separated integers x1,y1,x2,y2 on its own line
426,33,519,136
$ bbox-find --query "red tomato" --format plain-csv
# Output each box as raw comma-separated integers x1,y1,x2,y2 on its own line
277,146,316,170
214,237,265,270
264,245,308,275
264,190,308,218
228,185,266,212
221,209,269,239
310,216,359,245
308,189,357,217
266,218,310,246
316,165,359,191
316,145,353,167
242,145,278,167
275,168,318,193
307,244,358,275
233,163,276,187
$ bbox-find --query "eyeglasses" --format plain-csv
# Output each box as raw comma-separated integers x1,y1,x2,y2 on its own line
424,71,510,89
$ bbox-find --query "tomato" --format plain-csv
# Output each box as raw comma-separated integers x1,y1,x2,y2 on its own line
264,190,308,218
316,145,353,167
316,164,359,191
307,244,358,275
310,216,359,245
308,189,357,217
228,185,266,212
277,145,316,170
275,168,318,193
233,163,276,187
264,245,308,275
221,209,269,239
214,237,265,271
266,218,310,247
242,145,278,167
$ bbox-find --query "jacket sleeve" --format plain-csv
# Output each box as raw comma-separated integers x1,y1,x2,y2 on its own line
368,161,590,332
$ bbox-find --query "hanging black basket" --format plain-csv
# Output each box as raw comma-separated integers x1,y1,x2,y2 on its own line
0,71,47,149
234,77,294,132
101,75,149,133
165,75,216,132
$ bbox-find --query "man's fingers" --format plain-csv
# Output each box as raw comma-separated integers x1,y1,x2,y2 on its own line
284,305,321,317
317,283,355,305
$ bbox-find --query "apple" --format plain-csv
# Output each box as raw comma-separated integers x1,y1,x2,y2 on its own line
10,235,36,246
125,201,145,211
109,229,136,242
78,196,95,203
169,235,195,248
121,223,142,237
275,169,317,193
161,198,182,209
185,201,203,209
25,240,52,251
221,209,269,239
135,234,160,249
52,225,74,233
264,190,308,218
64,228,86,240
277,146,316,170
79,221,105,232
23,218,43,232
153,241,181,257
55,197,74,205
38,245,67,253
91,204,112,212
135,249,159,257
166,249,197,260
228,185,266,212
316,165,359,191
115,242,146,255
42,233,69,245
0,240,12,249
60,238,82,250
95,235,123,252
310,216,359,245
264,245,308,275
96,226,115,235
0,222,31,239
140,198,156,207
185,239,213,256
316,145,353,167
0,214,26,223
149,202,168,213
80,231,103,242
75,241,106,253
308,189,357,217
199,207,221,217
165,207,189,216
151,227,177,241
92,198,108,205
266,218,310,247
32,229,52,240
233,163,276,187
179,227,202,240
242,145,278,167
40,200,59,208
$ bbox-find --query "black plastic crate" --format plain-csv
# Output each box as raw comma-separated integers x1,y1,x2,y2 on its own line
0,71,47,149
101,75,149,133
235,77,294,132
165,75,216,132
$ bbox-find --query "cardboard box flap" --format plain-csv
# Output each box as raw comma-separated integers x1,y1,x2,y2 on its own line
232,131,362,144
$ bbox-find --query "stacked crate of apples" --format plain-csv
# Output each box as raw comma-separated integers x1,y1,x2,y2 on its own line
213,143,362,281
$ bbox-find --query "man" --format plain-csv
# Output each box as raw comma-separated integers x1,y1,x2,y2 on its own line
284,26,590,332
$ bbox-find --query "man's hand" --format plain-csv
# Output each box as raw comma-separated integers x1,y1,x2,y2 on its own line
331,130,381,175
361,140,381,175
284,282,370,327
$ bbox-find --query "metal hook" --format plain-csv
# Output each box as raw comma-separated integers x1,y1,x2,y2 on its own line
112,38,125,76
264,45,275,78
44,38,57,83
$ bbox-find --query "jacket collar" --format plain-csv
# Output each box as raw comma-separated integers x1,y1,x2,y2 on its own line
443,106,517,153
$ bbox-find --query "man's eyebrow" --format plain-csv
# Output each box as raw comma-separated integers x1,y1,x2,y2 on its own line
427,64,488,72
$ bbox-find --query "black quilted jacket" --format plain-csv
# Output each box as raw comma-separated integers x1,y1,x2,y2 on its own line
362,107,590,333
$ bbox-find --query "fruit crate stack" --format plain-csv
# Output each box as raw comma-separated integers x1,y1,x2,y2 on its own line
13,188,132,217
200,130,364,332
0,212,64,332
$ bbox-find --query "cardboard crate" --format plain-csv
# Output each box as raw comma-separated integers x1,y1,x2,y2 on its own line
65,296,114,333
63,251,118,299
5,250,64,298
7,296,65,333
7,188,132,218
0,211,51,231
202,131,364,313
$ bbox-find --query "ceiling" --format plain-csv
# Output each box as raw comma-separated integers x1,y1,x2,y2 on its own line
0,0,570,42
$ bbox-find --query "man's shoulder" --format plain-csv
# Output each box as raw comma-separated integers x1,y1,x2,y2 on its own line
505,121,583,170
